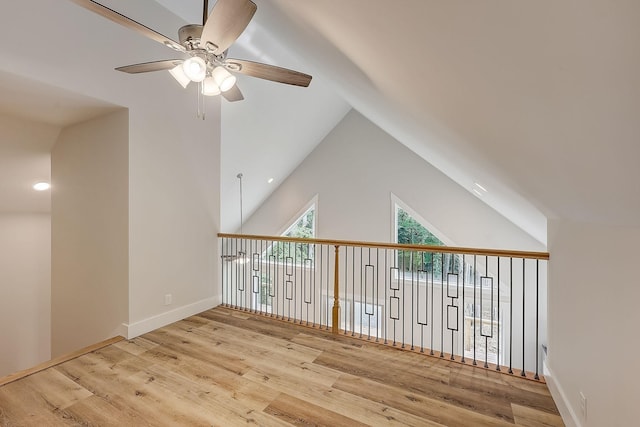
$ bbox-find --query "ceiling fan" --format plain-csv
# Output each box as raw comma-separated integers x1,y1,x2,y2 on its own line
70,0,312,103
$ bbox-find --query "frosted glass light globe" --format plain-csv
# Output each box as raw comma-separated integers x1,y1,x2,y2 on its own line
212,66,237,92
182,57,207,82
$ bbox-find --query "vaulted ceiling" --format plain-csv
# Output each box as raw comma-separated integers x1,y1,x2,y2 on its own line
2,0,639,245
171,0,640,244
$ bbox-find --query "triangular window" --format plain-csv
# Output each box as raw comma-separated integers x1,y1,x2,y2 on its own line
282,203,315,239
392,196,453,278
263,197,317,264
396,206,444,246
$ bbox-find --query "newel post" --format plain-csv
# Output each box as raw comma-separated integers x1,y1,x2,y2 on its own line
332,245,340,334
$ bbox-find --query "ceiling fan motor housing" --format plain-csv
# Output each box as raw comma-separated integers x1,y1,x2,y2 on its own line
178,24,227,66
178,24,204,48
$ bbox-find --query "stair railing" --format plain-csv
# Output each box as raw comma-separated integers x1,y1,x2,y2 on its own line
219,233,549,381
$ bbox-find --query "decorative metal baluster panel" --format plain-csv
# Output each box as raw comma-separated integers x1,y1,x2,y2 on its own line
219,234,548,381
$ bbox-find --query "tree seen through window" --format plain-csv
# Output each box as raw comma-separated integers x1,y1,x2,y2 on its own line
265,204,315,262
396,206,459,279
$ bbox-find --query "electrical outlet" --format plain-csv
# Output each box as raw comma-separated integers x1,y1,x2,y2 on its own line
164,294,172,306
579,391,587,420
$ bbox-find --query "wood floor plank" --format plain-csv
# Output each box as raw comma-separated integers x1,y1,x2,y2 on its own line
264,392,369,427
138,346,281,412
333,373,514,427
313,348,516,422
449,366,560,415
16,369,93,411
143,328,251,375
62,394,157,427
195,320,323,363
512,403,565,427
0,307,564,426
243,365,443,426
132,365,290,427
113,336,160,356
199,309,303,340
0,371,87,426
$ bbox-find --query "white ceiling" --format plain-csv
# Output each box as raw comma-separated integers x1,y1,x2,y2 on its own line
2,0,638,244
246,0,640,242
0,70,120,128
0,70,120,213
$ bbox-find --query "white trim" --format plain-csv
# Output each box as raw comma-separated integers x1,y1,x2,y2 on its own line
544,361,581,427
390,193,456,246
122,297,218,339
277,194,318,237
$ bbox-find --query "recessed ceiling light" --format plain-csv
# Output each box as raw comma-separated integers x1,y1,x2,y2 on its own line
267,178,274,184
474,182,487,192
33,182,51,191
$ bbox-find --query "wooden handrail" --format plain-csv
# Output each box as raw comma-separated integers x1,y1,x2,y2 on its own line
217,233,549,260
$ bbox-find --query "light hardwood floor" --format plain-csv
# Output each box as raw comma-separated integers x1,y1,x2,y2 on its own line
0,307,564,426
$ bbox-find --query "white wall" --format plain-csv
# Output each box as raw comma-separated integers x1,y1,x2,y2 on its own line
51,110,129,357
0,113,58,376
242,109,545,252
0,214,50,377
0,0,222,347
126,105,221,337
547,220,640,427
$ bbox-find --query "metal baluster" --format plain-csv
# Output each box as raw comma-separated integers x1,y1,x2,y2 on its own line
521,258,526,377
221,237,226,306
461,255,466,363
360,247,364,338
401,249,406,348
497,256,501,371
509,257,513,374
320,244,324,328
484,256,489,368
313,243,317,327
294,242,298,323
473,254,477,366
325,244,330,328
410,250,414,351
441,252,444,358
376,248,380,342
352,246,356,336
430,252,434,356
535,259,540,380
384,248,388,345
420,252,425,353
275,240,280,319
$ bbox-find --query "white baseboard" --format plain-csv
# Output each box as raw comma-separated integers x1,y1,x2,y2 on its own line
122,297,219,339
544,361,581,427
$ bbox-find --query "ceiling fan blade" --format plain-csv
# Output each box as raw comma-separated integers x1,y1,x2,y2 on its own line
225,59,312,87
222,85,244,102
201,0,256,55
115,60,183,74
70,0,185,52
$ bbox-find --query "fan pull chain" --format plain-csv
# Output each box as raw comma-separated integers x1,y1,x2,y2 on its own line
197,81,206,120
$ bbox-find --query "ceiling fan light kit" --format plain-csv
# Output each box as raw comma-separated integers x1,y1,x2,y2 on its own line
169,64,191,88
202,76,221,96
72,0,313,108
182,56,208,82
211,66,236,92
